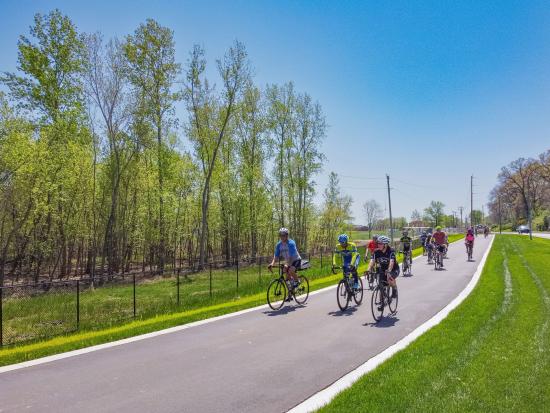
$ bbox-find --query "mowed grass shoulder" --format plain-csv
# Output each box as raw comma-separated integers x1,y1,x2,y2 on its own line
318,235,550,412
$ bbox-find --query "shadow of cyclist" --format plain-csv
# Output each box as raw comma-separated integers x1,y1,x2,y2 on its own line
364,316,400,328
328,307,358,317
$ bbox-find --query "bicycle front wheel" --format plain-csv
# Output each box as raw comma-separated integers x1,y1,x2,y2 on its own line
371,286,384,322
293,275,310,305
388,285,398,314
336,279,350,311
353,277,364,305
267,279,287,310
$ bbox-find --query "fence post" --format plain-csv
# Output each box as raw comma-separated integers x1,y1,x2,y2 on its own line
258,256,262,285
133,274,136,318
209,263,212,298
177,271,180,306
236,250,239,292
76,280,80,329
0,287,3,347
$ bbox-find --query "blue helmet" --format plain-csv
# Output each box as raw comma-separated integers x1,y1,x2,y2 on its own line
338,234,349,244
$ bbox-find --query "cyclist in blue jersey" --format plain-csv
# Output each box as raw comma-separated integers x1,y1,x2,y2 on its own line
268,228,302,286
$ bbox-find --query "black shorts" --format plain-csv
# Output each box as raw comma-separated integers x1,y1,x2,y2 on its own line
290,259,301,269
403,244,411,252
436,245,446,253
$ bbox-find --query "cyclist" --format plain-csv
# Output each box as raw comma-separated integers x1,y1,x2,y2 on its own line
268,228,302,293
367,235,378,259
419,230,428,255
465,227,475,254
367,235,398,307
400,230,413,263
424,230,434,260
333,234,361,290
484,226,490,238
431,226,447,267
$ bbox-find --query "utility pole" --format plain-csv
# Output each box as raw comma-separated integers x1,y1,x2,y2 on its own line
386,174,394,245
498,196,502,234
470,175,474,230
458,206,464,230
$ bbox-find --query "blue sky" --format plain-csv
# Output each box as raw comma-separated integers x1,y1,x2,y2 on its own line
1,0,549,222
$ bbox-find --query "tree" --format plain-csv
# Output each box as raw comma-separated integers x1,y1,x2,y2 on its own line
184,41,250,267
1,9,85,124
319,172,352,247
423,201,445,226
410,209,422,222
363,199,382,237
124,19,181,273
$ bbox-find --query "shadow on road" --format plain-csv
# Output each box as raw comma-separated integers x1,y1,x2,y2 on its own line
263,306,299,316
364,316,400,328
328,307,358,317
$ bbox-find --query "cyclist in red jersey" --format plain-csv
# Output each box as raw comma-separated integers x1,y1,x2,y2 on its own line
432,226,447,267
367,235,378,259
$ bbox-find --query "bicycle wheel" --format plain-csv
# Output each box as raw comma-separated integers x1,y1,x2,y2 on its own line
388,285,398,314
336,279,350,311
353,277,364,305
267,278,287,310
371,286,384,322
293,275,310,305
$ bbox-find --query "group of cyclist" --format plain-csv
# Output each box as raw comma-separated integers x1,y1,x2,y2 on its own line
268,224,480,305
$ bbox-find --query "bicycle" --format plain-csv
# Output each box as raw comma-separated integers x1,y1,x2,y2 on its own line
371,271,398,322
267,262,310,310
401,248,412,276
335,265,364,311
465,241,473,261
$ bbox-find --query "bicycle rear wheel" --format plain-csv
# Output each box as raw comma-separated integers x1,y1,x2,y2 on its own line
267,279,287,310
336,279,350,311
293,275,310,305
353,277,364,305
371,286,384,322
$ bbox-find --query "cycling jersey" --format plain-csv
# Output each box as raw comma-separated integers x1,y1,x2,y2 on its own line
274,239,301,264
432,231,447,245
466,233,475,243
372,247,397,273
400,236,412,251
333,242,360,268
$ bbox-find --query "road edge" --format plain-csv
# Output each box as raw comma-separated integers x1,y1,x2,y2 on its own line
287,235,495,413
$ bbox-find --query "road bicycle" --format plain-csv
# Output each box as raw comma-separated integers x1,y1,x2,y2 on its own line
371,271,398,322
401,248,412,276
267,262,310,310
465,241,473,261
335,265,364,311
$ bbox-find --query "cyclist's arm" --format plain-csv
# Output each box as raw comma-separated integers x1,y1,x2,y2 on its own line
332,246,341,267
269,243,281,268
350,244,359,268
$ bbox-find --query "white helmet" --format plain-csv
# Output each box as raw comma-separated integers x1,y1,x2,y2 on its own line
278,227,289,235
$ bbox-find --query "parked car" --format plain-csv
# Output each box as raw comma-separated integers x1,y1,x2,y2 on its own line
517,225,530,234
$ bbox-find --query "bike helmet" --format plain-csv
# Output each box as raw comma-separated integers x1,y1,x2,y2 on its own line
278,227,289,235
402,230,409,236
338,234,349,244
377,235,390,245
435,226,442,231
372,234,378,240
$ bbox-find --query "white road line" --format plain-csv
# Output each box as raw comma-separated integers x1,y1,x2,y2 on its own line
0,241,449,374
287,235,495,413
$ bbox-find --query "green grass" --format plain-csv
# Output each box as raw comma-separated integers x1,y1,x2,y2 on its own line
318,234,550,412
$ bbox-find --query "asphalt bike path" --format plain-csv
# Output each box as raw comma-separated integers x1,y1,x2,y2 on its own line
0,236,493,413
